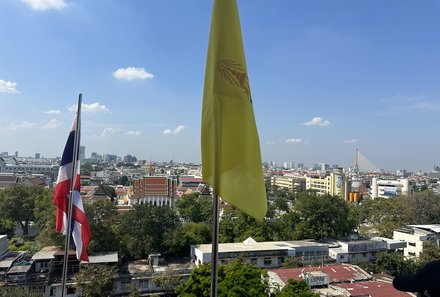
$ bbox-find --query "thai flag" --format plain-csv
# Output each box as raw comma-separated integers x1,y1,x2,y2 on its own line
53,115,91,261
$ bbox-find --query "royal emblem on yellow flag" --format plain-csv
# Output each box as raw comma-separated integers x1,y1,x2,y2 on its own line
201,0,267,220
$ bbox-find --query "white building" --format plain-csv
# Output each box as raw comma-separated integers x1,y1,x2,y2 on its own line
370,177,409,198
191,237,329,269
393,224,440,257
329,238,405,263
0,235,7,257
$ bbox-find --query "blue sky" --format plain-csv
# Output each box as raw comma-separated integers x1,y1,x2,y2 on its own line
0,0,439,171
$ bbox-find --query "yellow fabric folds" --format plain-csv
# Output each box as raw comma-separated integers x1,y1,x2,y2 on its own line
201,0,267,220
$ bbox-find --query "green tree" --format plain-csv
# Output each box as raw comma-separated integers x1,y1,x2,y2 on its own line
85,200,120,253
128,285,141,297
402,191,440,224
219,208,274,243
277,279,319,297
358,192,440,238
165,222,212,255
101,184,116,199
34,188,64,247
273,197,289,212
0,218,15,238
0,286,41,297
375,251,418,276
177,261,269,297
73,264,117,297
119,204,180,259
0,185,43,236
175,193,213,224
152,268,181,296
272,211,301,241
118,175,130,186
419,242,440,267
294,192,356,240
358,197,409,238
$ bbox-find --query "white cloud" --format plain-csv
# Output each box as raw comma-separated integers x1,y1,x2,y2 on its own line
113,67,154,81
342,138,358,144
0,80,20,94
162,125,185,135
22,0,67,11
125,131,141,136
41,119,61,129
43,109,61,115
303,117,331,127
69,102,110,113
101,127,119,138
285,138,306,144
5,121,35,131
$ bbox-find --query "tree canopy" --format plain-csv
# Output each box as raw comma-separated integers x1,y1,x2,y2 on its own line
358,191,440,237
73,264,117,297
175,193,213,224
0,184,44,236
177,261,269,297
292,192,357,240
118,204,181,259
85,200,120,253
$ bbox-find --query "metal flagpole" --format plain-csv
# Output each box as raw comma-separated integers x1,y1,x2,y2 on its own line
61,93,82,297
210,193,220,297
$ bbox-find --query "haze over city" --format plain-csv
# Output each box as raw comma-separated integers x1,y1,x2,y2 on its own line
0,0,439,171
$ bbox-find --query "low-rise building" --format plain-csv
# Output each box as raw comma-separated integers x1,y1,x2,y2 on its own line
329,238,404,263
393,224,440,257
191,237,328,269
270,174,306,193
268,264,412,297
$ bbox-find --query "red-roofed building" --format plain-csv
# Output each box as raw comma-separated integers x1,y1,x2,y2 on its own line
270,264,371,285
177,176,203,195
337,281,413,297
268,264,413,297
130,176,177,207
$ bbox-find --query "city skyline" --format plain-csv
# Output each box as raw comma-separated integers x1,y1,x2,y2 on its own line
1,0,439,171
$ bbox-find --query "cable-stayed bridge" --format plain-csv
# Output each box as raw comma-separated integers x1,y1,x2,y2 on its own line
348,148,379,172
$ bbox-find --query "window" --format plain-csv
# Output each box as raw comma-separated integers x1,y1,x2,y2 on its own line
139,279,149,289
409,242,416,247
408,252,416,256
66,287,76,294
250,258,258,265
278,257,285,264
264,258,272,266
121,281,131,291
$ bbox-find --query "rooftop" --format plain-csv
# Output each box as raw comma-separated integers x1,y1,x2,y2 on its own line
270,264,372,285
31,246,59,261
83,252,118,264
194,239,327,254
337,281,413,297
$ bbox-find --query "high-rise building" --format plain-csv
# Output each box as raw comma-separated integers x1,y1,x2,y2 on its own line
306,172,349,200
283,162,294,169
35,153,41,159
79,146,86,160
370,177,409,198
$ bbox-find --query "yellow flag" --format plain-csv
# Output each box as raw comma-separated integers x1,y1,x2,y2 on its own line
201,0,267,220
